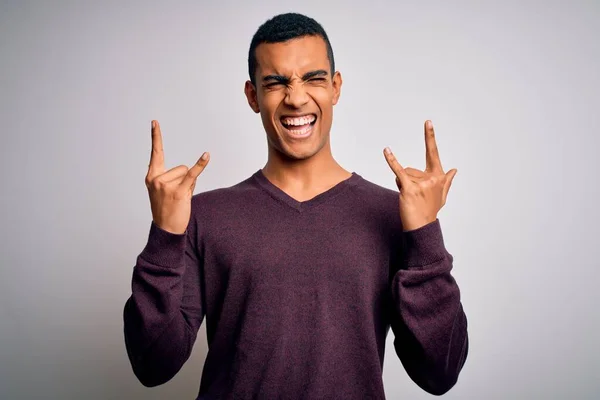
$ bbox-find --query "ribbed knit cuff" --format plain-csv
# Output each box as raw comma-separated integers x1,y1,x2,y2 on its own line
138,221,187,268
403,219,448,268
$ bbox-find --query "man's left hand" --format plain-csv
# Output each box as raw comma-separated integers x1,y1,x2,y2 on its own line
384,120,457,232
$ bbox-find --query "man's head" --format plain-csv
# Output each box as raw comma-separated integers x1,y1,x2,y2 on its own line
244,13,342,161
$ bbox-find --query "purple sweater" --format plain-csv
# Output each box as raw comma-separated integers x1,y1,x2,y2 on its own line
123,170,468,399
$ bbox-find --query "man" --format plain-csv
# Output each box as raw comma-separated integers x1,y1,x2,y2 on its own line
124,12,468,399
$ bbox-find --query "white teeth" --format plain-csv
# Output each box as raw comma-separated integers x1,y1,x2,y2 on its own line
282,115,316,127
288,124,312,135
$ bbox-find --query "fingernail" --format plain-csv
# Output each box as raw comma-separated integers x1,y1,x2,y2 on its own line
426,120,433,129
384,147,391,155
201,152,208,160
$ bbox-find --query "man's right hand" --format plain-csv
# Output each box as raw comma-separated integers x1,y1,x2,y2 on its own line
145,120,210,234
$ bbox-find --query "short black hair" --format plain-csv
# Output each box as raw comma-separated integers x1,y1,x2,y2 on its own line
248,13,335,85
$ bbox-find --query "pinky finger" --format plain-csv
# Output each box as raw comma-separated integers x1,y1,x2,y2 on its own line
384,147,411,188
181,152,210,188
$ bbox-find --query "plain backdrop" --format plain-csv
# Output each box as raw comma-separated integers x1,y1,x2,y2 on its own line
1,1,599,399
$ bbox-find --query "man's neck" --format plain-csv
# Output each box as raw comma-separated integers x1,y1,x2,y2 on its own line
261,148,352,202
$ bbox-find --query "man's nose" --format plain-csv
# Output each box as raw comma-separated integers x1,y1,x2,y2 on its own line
284,83,310,108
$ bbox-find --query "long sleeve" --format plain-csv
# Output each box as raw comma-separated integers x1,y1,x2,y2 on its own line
123,220,205,387
389,218,469,396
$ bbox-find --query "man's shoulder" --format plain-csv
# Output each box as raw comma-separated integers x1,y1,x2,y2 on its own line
191,172,259,210
349,173,402,230
352,173,399,202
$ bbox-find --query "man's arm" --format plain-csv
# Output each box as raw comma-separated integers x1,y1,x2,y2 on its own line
382,120,467,394
123,220,204,387
124,119,209,386
389,219,468,396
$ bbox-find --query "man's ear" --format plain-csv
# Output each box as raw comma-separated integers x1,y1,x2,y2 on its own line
332,71,342,105
244,81,260,113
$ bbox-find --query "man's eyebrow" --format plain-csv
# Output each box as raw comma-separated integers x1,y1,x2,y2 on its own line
302,70,329,80
261,70,329,84
262,75,289,83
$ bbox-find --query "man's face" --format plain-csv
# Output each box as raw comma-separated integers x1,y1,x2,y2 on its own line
245,35,342,160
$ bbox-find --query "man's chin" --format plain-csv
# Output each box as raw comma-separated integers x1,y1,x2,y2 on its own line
278,148,312,161
279,141,327,161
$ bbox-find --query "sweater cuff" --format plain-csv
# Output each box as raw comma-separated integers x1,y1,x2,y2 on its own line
138,221,187,268
403,218,448,268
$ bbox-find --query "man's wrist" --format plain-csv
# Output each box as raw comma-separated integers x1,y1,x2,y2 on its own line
402,219,448,268
402,215,437,232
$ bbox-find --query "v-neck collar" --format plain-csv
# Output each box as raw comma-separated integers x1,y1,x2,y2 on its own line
251,169,362,212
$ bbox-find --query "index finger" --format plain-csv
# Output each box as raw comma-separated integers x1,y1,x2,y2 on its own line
424,120,443,172
149,120,165,175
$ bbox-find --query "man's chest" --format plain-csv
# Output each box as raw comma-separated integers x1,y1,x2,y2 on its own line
203,213,393,294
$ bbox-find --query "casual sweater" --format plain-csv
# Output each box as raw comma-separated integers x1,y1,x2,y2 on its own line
123,169,469,399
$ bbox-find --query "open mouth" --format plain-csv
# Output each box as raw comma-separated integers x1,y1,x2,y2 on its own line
280,114,317,137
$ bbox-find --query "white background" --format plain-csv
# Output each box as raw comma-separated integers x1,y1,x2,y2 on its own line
1,1,599,398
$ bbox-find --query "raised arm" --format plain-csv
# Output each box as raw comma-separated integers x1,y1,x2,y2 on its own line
383,120,468,394
123,120,210,386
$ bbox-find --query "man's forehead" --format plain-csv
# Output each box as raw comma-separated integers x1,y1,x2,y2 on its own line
255,36,330,75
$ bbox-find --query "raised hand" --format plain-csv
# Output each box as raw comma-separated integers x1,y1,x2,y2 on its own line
383,120,457,232
145,120,210,234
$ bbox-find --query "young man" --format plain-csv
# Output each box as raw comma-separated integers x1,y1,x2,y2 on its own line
124,12,468,399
